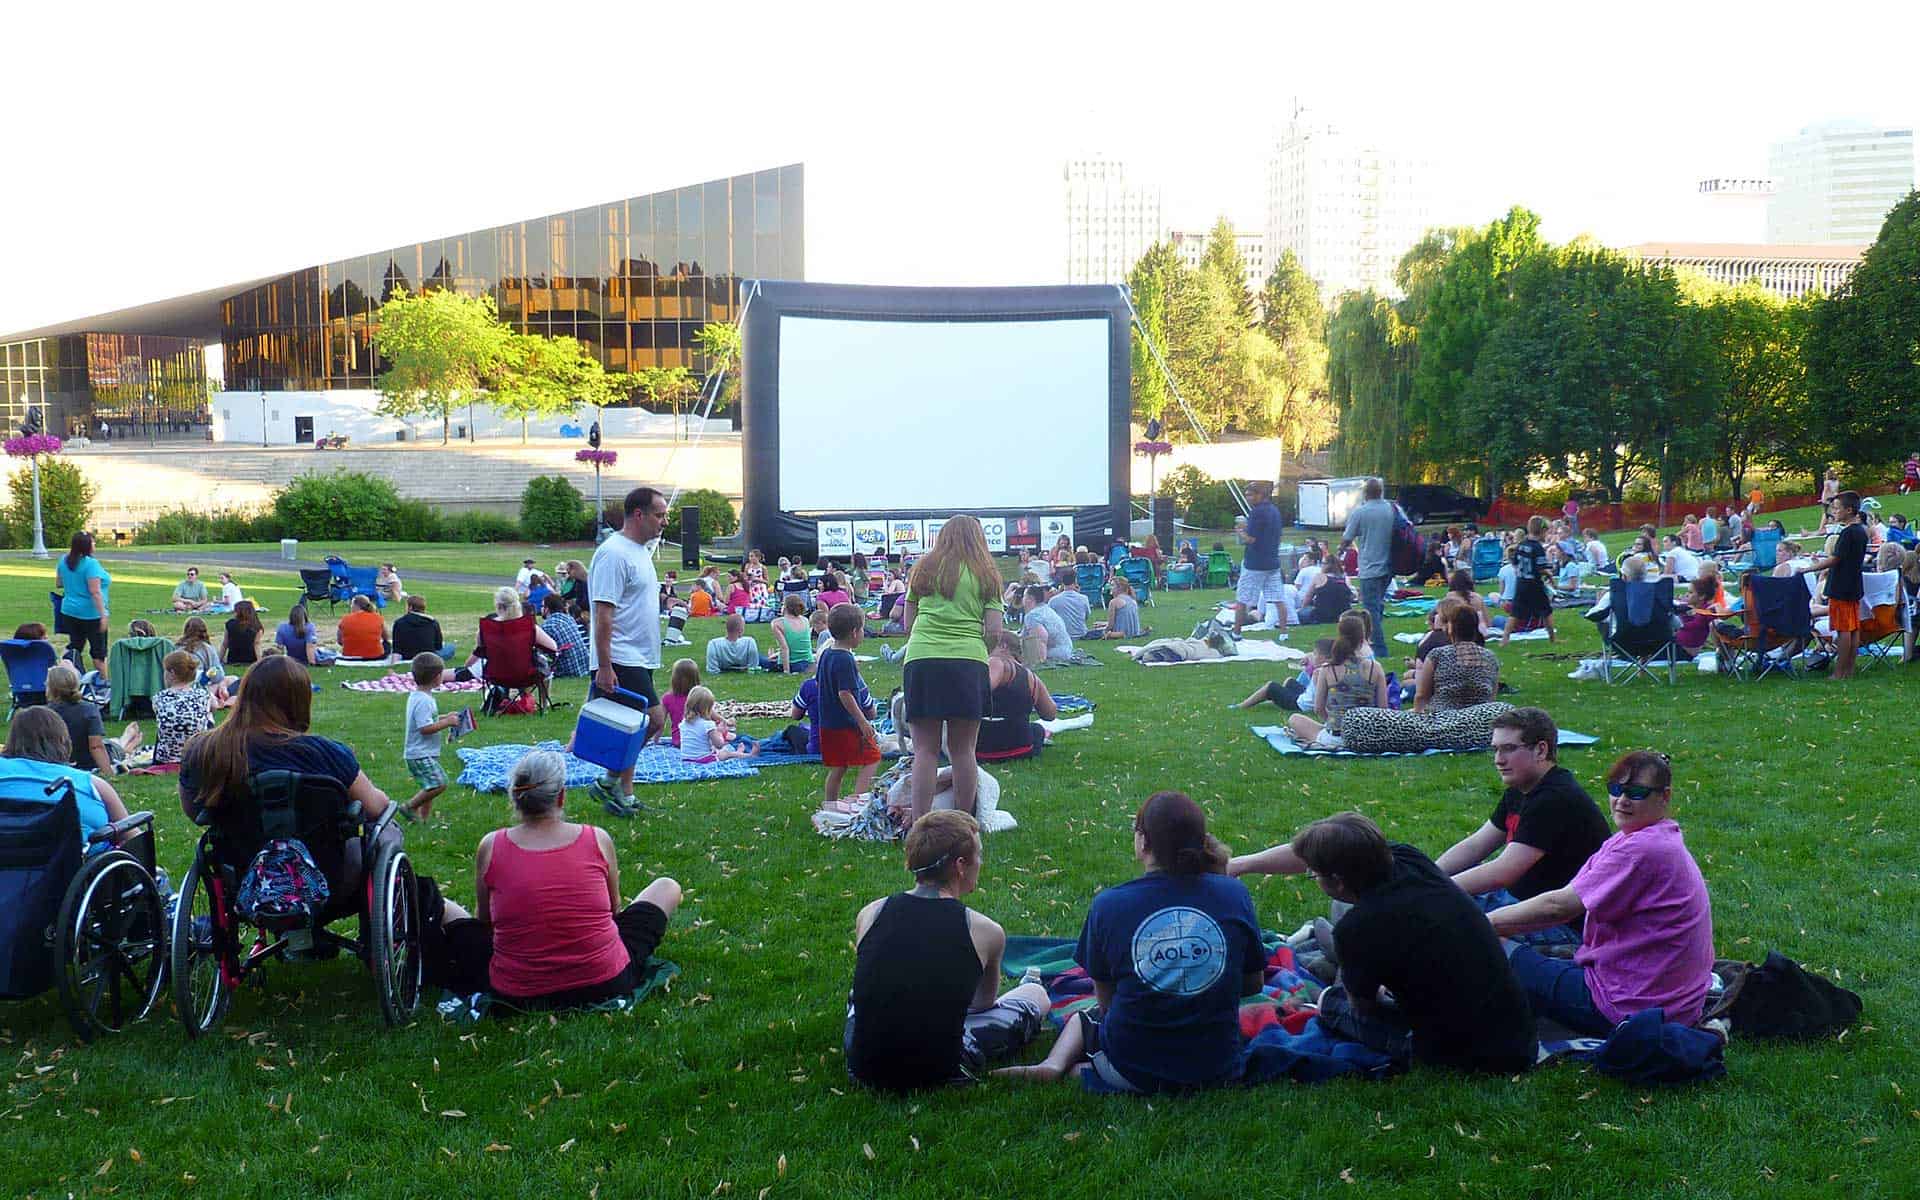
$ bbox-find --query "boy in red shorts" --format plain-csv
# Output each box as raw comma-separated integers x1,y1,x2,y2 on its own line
1798,490,1868,680
817,603,881,806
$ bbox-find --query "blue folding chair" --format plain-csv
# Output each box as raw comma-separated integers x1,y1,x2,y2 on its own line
1120,556,1155,606
1074,562,1107,600
1470,536,1505,582
1747,528,1782,572
0,639,59,718
1164,561,1197,590
1716,572,1813,682
1105,542,1128,572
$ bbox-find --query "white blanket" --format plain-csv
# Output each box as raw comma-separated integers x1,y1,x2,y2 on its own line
1118,640,1307,666
1396,628,1549,645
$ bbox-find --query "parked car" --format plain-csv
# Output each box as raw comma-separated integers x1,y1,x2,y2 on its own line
1392,484,1489,527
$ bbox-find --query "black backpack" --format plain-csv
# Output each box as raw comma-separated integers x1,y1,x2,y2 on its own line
1707,951,1862,1039
1389,505,1425,577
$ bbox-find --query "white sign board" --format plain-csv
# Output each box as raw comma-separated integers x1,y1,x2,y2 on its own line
1039,515,1074,551
979,516,1007,553
852,521,889,556
889,519,926,554
923,517,948,550
815,521,853,558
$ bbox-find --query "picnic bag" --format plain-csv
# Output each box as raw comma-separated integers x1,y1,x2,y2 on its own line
236,837,331,924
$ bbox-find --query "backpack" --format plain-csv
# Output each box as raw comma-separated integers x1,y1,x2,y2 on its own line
236,837,331,925
1706,951,1863,1039
1389,504,1425,577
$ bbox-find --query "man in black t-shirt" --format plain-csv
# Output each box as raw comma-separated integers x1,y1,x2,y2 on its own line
1433,707,1607,945
1797,490,1868,679
1293,812,1536,1074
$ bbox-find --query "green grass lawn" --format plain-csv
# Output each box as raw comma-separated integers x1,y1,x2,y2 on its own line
104,541,605,580
4,541,1917,1199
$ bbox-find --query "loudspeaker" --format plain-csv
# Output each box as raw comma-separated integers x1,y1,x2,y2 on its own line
680,506,701,568
1153,495,1175,549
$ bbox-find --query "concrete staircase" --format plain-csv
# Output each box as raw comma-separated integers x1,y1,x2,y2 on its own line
62,437,745,528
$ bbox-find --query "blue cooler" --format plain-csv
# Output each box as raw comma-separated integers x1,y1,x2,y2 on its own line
572,688,652,773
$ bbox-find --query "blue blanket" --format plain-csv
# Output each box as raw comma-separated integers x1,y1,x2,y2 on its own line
1251,725,1600,758
455,738,901,790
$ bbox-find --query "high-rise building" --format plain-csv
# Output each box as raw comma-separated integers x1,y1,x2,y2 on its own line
1167,228,1268,299
1767,120,1915,243
1064,157,1164,285
1265,108,1435,298
1626,242,1865,301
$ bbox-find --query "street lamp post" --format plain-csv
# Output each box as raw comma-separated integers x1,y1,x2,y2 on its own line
29,454,47,559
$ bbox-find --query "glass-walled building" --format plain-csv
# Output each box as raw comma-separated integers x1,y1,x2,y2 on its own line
221,164,802,392
0,332,208,439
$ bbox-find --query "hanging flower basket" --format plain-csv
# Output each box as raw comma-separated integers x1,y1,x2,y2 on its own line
574,448,618,468
1133,440,1172,456
4,434,62,458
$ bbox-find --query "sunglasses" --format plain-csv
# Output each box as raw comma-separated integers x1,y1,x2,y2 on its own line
1607,782,1663,801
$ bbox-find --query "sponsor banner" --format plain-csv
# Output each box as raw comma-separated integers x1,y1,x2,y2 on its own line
1007,516,1042,550
1040,515,1074,550
979,516,1007,553
852,521,889,555
889,519,926,554
923,517,947,549
815,521,853,558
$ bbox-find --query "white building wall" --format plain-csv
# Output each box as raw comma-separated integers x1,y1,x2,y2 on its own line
209,391,724,445
1064,157,1165,285
1167,229,1268,296
1768,120,1916,243
1265,111,1437,299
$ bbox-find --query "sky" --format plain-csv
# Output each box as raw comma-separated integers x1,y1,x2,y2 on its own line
2,0,1917,337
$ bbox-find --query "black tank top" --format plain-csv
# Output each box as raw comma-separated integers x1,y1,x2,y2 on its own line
977,663,1035,755
1306,577,1353,623
847,893,983,1090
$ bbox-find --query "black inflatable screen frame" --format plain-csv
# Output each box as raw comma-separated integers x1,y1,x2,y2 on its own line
738,280,1132,560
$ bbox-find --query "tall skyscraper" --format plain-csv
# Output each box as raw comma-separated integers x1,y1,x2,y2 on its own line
1064,157,1164,285
1767,120,1915,243
1265,108,1435,298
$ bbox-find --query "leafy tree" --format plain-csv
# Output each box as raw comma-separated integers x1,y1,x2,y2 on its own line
1327,291,1415,479
1254,250,1332,478
1200,217,1255,327
1126,242,1182,430
5,456,96,548
691,322,742,417
634,365,699,439
1690,281,1805,497
1804,191,1920,474
489,333,589,444
371,286,512,444
1411,208,1554,492
1163,258,1246,439
520,474,589,541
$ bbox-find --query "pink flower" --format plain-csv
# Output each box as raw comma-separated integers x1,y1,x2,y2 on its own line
1133,440,1172,455
574,448,618,467
4,434,63,458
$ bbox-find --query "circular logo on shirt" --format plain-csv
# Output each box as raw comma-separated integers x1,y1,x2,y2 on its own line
1131,906,1228,996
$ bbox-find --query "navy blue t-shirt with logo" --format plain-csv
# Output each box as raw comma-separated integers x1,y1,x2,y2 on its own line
1074,871,1264,1092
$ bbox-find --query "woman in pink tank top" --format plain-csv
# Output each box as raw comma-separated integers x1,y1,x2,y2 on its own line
473,750,682,1008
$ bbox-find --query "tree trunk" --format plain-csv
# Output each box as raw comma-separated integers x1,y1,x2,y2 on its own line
442,407,450,445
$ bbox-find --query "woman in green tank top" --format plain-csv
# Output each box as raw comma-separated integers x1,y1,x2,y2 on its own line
900,516,1007,824
771,593,814,673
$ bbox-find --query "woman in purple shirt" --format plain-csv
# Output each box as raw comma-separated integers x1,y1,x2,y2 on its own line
1489,751,1714,1032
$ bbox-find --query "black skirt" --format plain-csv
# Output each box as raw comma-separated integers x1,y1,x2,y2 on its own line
902,657,991,722
1511,578,1553,621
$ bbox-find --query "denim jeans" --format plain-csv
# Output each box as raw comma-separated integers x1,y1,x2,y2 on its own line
1357,574,1390,658
1506,944,1610,1035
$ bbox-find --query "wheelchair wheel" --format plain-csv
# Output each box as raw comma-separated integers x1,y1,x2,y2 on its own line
170,845,230,1037
54,850,166,1042
369,840,422,1027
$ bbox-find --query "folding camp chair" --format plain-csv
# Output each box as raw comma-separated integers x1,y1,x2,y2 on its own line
1204,550,1233,589
1600,578,1680,684
1164,561,1197,590
344,565,385,607
1747,528,1782,573
1715,572,1813,682
106,636,174,718
1470,536,1505,582
1818,570,1905,670
1074,562,1107,601
1105,542,1128,572
0,639,59,717
1120,556,1155,607
476,614,551,715
298,569,335,611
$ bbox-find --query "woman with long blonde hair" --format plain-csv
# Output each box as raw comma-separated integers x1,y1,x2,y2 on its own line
900,515,1006,822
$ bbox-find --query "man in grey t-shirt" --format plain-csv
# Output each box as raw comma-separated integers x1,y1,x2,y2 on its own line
1020,585,1072,662
1047,576,1093,639
1342,477,1397,658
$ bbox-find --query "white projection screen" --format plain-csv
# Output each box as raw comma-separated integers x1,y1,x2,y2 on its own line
739,282,1132,559
775,315,1110,512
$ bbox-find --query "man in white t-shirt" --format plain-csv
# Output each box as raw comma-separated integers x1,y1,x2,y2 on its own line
515,558,537,593
1584,533,1609,571
1292,550,1323,594
587,487,668,816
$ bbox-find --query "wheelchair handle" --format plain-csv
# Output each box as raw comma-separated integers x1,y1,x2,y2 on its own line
88,809,156,846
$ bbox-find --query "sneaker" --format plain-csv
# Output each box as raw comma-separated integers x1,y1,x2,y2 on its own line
589,777,629,815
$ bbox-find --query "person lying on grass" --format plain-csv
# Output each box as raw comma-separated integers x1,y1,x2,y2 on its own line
845,809,1049,1091
998,791,1262,1093
1488,750,1715,1034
